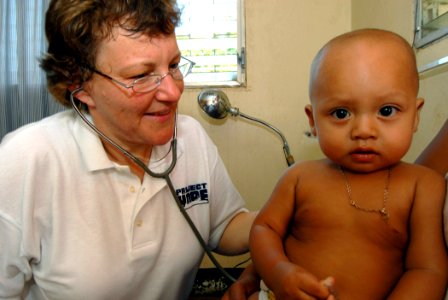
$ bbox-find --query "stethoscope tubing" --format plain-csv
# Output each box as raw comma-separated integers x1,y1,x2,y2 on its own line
70,87,236,282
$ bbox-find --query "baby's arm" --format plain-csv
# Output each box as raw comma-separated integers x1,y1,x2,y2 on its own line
387,167,448,299
415,119,448,175
249,166,331,299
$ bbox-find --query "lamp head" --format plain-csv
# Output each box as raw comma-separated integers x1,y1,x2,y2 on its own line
196,89,295,166
197,89,232,119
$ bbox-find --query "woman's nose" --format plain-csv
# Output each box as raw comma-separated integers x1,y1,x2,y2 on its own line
351,116,377,139
154,73,183,102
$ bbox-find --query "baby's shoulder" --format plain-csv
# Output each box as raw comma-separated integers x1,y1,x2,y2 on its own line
393,162,445,199
394,162,444,182
285,159,334,181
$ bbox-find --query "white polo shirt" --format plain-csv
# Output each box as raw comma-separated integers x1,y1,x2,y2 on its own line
0,110,246,300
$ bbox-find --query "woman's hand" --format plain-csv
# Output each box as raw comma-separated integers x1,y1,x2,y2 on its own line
221,264,260,300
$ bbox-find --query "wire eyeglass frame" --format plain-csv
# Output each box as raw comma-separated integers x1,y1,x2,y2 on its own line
88,56,195,93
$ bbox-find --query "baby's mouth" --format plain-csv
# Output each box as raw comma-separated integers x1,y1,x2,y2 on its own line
350,148,378,162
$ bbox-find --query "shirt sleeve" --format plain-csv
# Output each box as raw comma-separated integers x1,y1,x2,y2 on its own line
0,214,31,299
208,153,247,249
0,130,40,299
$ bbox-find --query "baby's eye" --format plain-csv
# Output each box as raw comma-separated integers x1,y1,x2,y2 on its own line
331,108,350,120
379,106,397,117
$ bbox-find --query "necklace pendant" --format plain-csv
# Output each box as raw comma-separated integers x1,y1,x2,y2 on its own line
339,166,391,222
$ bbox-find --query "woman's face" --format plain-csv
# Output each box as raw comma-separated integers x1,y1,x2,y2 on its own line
77,29,183,158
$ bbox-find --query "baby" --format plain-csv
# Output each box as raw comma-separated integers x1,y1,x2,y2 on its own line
249,29,448,299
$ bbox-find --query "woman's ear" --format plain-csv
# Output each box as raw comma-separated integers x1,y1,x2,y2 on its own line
305,104,317,137
68,83,96,108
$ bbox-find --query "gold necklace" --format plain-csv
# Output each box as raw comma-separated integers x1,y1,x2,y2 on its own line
338,166,391,221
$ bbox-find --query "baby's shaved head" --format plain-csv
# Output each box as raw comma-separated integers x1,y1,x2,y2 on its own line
309,29,419,101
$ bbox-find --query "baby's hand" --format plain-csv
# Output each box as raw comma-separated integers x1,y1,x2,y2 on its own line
320,277,338,300
269,262,333,299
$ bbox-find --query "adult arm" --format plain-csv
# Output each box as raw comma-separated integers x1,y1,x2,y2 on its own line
217,211,257,255
221,264,260,300
387,167,448,299
415,119,448,175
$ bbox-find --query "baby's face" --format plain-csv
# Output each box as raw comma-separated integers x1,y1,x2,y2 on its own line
307,37,423,173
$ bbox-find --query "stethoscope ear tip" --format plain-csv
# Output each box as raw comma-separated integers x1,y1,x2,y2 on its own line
70,86,84,95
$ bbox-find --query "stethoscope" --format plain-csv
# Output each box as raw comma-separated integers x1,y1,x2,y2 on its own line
70,87,236,282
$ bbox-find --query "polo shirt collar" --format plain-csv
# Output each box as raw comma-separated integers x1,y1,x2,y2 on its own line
73,113,114,171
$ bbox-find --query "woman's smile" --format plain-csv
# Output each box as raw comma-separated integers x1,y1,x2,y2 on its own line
143,107,174,122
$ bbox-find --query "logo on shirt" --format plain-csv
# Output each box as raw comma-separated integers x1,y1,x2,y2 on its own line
176,183,209,209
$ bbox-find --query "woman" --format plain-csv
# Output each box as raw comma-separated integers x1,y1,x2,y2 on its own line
0,1,255,299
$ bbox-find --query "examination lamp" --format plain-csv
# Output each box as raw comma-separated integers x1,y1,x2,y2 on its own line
197,89,295,167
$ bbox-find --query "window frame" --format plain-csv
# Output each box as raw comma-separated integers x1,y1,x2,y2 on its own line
177,0,246,88
414,0,448,48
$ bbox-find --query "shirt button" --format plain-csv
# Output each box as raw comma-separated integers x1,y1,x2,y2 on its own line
129,186,136,193
136,219,143,227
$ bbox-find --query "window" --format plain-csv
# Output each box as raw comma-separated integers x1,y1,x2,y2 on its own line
0,0,48,85
0,0,60,140
414,0,448,48
176,0,246,87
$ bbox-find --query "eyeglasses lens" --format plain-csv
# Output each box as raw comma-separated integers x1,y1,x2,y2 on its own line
132,59,193,93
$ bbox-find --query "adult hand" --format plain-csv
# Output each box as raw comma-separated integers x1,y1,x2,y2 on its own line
221,264,260,300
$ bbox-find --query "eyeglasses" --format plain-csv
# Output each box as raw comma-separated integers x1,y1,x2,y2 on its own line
89,56,195,93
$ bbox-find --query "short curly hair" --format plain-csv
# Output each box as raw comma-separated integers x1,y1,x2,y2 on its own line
40,0,181,106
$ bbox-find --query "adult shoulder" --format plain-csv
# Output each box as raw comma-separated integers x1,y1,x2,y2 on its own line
0,110,76,165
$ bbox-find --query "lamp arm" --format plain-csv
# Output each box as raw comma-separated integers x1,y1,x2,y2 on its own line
238,112,295,166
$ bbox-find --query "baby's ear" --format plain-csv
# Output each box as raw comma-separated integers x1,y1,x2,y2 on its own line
305,104,317,136
413,97,425,132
